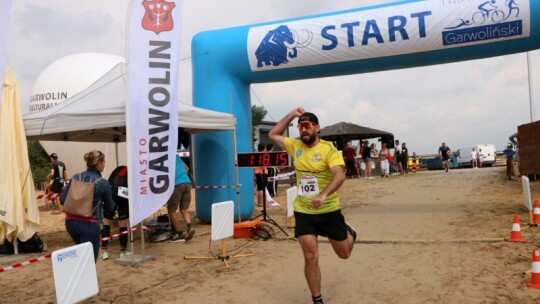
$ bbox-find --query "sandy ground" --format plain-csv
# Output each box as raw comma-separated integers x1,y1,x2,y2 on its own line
2,166,540,304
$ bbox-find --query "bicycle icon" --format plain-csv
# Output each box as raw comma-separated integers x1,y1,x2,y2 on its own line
471,5,506,24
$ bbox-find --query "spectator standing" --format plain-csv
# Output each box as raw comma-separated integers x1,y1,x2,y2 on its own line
167,155,196,242
370,143,378,158
361,141,373,179
379,142,390,178
100,165,131,260
343,141,358,178
60,150,116,262
478,149,484,168
503,143,516,180
411,152,418,173
401,143,409,174
394,140,404,175
471,148,478,168
255,143,268,206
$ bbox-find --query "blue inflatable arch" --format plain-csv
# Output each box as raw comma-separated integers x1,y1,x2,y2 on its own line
192,0,540,222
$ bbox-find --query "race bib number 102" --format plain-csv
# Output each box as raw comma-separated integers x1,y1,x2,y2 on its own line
299,175,320,197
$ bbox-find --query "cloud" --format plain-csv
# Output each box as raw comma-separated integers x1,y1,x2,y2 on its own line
5,0,540,154
8,1,126,109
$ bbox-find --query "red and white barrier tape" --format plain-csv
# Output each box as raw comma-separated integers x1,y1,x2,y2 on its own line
0,226,148,273
37,183,242,198
36,193,61,200
0,253,52,273
191,185,241,189
268,171,295,181
100,226,147,242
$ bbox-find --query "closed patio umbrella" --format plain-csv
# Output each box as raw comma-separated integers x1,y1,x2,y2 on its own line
0,68,40,244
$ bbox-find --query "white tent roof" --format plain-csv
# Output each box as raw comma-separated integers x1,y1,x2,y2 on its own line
23,63,236,142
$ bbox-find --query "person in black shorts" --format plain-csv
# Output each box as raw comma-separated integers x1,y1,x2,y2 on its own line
269,108,356,304
401,143,409,174
394,139,404,175
254,143,268,206
438,142,451,173
47,153,67,213
100,166,131,260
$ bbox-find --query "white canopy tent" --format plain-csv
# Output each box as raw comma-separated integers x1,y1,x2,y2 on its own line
23,63,236,142
22,62,242,220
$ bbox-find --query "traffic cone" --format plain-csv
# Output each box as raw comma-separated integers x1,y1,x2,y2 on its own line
527,248,540,289
533,200,540,224
507,214,527,242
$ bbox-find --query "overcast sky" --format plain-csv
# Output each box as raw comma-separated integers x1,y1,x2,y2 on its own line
4,0,540,154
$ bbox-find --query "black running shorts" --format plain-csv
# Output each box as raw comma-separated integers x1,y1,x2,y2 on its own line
294,209,348,241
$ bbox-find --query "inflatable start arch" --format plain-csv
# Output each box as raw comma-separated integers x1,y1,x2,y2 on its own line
192,0,540,222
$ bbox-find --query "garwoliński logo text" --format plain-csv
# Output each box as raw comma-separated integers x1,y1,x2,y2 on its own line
442,0,522,46
142,0,176,34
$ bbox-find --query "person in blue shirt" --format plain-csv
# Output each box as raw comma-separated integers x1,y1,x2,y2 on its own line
503,143,516,180
60,150,116,262
167,155,195,242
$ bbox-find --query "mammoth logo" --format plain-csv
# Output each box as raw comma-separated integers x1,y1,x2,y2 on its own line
255,25,313,68
141,0,176,34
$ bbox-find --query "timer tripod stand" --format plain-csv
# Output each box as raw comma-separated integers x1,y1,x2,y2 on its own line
236,151,291,236
252,177,289,236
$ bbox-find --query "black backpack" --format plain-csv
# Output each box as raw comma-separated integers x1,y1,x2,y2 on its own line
18,233,44,253
0,233,44,254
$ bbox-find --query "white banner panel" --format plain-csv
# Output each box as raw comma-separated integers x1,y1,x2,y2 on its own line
286,186,297,218
52,242,98,304
247,0,530,71
127,0,182,225
0,0,13,102
522,175,532,211
211,200,234,241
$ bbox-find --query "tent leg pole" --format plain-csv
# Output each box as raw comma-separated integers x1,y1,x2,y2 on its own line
129,221,135,264
139,225,146,265
115,141,119,167
229,93,241,223
232,129,241,223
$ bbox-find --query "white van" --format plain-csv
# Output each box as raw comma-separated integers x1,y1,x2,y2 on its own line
456,144,496,167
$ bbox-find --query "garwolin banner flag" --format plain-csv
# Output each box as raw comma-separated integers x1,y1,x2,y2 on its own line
127,0,182,225
0,0,13,103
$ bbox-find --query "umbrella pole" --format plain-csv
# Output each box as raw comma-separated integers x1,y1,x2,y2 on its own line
115,141,119,167
13,238,18,254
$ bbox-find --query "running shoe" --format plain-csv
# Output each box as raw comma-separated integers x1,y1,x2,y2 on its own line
169,233,186,243
346,223,357,242
185,227,195,241
100,251,109,260
120,251,132,258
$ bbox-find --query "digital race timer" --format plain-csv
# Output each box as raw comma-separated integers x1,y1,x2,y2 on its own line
237,151,290,167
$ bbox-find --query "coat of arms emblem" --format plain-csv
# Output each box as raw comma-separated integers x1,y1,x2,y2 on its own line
142,0,176,34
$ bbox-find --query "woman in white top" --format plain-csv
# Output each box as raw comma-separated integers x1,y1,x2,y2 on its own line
379,142,390,178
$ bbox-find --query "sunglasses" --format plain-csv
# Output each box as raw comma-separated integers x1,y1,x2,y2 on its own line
297,121,317,130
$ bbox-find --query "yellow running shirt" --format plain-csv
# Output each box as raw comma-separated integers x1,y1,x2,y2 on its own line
284,137,345,214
